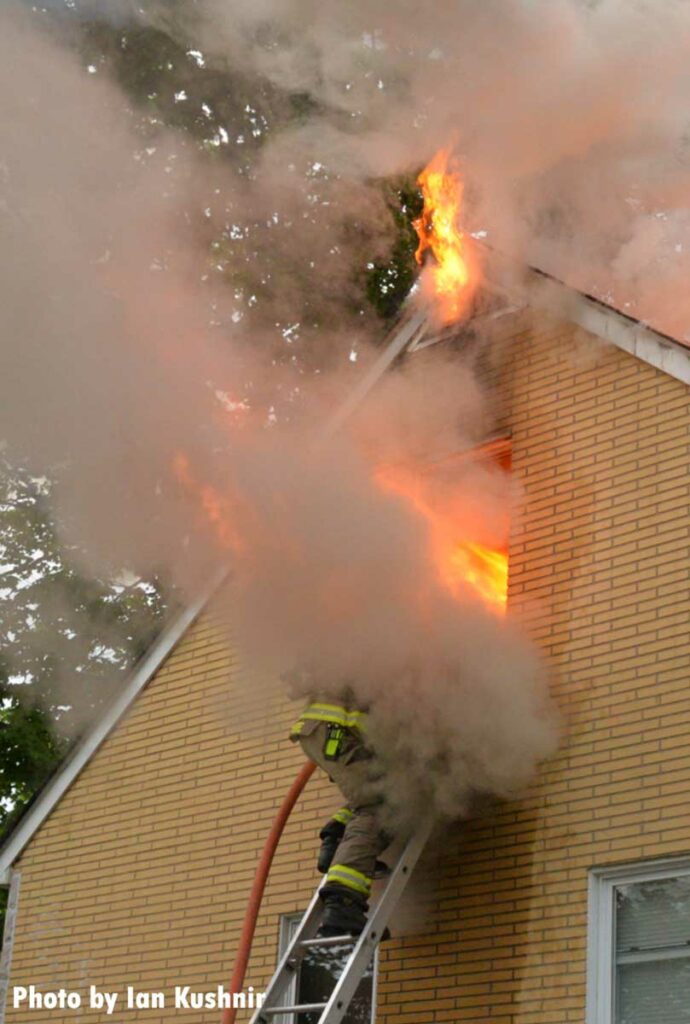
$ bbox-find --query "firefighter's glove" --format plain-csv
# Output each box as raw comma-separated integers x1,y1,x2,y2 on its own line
317,819,346,874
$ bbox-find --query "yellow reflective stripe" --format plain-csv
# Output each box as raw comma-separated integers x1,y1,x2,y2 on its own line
307,702,358,715
309,704,364,729
326,863,372,896
290,702,368,740
332,807,353,826
299,703,367,731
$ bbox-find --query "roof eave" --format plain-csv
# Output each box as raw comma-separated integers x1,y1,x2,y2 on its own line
486,255,690,387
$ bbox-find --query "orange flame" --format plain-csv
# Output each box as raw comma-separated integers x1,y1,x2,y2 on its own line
413,148,476,323
446,541,508,612
376,463,508,612
172,452,245,555
173,451,508,613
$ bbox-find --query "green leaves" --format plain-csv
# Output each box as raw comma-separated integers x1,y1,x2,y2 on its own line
0,461,169,840
0,699,66,834
365,178,423,321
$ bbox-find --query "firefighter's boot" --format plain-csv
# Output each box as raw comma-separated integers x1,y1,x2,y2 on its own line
318,885,369,938
317,820,346,874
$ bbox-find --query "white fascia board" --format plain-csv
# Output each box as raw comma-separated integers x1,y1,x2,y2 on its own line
575,298,690,385
0,566,229,884
485,256,690,387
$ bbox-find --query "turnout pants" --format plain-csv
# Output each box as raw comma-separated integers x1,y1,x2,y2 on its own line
298,719,388,900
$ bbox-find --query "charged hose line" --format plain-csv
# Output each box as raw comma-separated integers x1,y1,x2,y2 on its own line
221,759,316,1024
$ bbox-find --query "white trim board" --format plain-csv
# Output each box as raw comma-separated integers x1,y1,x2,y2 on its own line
486,259,690,388
0,870,21,1019
0,567,229,884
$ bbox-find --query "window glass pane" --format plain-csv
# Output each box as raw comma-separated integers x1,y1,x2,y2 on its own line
281,915,375,1024
616,878,690,952
616,958,690,1024
296,945,374,1024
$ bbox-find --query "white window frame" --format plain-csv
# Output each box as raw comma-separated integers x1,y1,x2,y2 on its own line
0,870,21,1022
586,856,690,1024
277,912,378,1024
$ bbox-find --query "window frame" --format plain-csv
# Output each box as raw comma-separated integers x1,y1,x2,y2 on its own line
277,912,378,1024
587,856,690,1024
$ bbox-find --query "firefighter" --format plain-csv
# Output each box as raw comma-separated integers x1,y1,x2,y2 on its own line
290,695,391,937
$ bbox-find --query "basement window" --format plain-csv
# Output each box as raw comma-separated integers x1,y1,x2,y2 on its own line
587,860,690,1024
277,912,377,1024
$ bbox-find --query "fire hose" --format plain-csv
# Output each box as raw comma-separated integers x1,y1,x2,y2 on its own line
221,759,316,1024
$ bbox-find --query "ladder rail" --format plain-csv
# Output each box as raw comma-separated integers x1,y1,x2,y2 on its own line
316,816,434,1024
249,882,325,1024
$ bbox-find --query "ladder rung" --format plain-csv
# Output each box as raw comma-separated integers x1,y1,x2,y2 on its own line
300,934,356,948
249,819,434,1024
260,1002,327,1015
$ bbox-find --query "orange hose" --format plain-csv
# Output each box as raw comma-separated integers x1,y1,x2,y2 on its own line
221,759,317,1024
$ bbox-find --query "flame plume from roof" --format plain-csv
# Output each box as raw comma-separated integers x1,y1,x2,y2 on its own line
413,148,479,323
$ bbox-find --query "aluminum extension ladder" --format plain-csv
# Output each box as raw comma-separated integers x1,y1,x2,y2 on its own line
249,817,433,1024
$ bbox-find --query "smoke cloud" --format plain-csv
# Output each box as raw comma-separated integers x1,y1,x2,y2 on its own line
131,0,690,342
0,0,587,816
223,432,557,827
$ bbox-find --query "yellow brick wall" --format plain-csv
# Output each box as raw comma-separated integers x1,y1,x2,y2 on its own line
5,314,690,1023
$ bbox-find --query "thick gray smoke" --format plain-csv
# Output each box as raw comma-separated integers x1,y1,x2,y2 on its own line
0,3,567,815
221,395,557,826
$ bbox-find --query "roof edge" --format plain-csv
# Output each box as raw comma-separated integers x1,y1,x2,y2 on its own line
0,566,229,884
487,256,690,387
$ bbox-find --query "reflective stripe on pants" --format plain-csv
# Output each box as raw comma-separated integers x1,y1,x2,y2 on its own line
326,862,372,897
332,807,354,826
